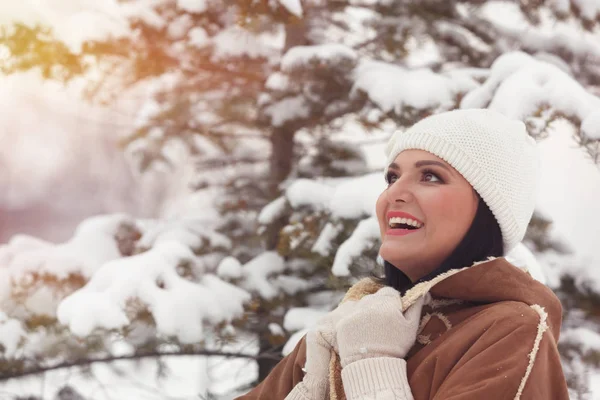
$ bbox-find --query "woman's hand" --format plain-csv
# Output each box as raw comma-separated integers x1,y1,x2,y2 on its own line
298,300,358,398
335,287,425,368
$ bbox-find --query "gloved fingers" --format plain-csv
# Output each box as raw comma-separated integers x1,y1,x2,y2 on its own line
334,299,358,314
306,331,331,361
403,295,426,323
305,331,333,377
307,330,331,354
357,286,403,310
315,300,357,331
306,329,318,347
373,286,401,299
320,299,357,322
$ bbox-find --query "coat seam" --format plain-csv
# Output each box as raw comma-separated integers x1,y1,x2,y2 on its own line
429,298,464,309
514,304,549,400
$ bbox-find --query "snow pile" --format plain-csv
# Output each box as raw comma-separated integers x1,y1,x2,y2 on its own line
312,222,343,256
283,308,326,331
61,214,132,271
0,312,26,358
269,322,285,336
281,44,358,71
560,325,600,397
550,0,600,19
328,174,385,219
211,25,284,61
352,60,479,114
285,173,384,218
138,217,232,251
434,21,491,55
573,0,600,19
286,179,336,210
0,212,252,344
239,252,286,299
0,209,259,396
265,72,292,91
461,51,600,140
57,240,250,343
217,257,243,279
332,217,380,276
561,327,600,353
281,307,327,356
264,96,311,127
0,214,129,292
177,0,207,13
189,27,209,48
258,196,288,225
278,0,303,17
281,291,345,357
217,251,314,300
480,2,600,61
284,174,385,274
274,275,311,295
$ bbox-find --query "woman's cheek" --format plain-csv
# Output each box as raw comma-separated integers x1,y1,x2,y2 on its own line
424,191,465,234
430,188,464,214
375,194,388,235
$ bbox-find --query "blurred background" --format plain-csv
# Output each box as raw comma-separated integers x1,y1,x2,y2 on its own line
0,0,599,399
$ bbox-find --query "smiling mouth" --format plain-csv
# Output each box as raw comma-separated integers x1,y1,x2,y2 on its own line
386,217,424,236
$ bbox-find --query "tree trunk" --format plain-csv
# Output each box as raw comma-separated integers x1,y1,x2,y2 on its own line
268,126,296,196
256,19,309,383
267,19,309,196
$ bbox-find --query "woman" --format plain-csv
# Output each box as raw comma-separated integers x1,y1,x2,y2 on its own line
238,109,569,399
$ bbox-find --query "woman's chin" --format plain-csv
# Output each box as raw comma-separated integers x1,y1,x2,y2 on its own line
380,243,420,266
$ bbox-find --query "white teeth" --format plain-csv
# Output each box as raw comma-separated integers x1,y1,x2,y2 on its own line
388,217,423,228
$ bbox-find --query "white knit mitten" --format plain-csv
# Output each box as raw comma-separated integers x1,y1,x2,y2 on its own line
286,300,357,399
336,287,424,368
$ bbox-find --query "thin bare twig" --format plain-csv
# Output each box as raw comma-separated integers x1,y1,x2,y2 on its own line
0,349,280,382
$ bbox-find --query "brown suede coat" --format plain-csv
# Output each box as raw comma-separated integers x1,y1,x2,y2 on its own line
237,258,569,399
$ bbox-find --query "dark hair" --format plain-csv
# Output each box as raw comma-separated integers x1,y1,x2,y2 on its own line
383,195,504,293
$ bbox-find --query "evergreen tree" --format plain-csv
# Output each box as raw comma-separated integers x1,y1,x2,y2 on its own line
1,0,599,397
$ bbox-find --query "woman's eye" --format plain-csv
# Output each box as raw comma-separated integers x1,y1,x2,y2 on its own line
386,172,398,185
423,171,442,183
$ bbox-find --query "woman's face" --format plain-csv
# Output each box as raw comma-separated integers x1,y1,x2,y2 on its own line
376,149,478,282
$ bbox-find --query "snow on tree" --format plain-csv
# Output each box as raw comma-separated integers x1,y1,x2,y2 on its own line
1,0,600,398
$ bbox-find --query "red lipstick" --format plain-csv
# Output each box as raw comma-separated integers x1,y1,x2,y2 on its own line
386,211,423,224
385,211,424,236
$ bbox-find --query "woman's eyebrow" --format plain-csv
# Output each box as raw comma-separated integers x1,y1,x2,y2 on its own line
415,160,453,173
388,160,454,175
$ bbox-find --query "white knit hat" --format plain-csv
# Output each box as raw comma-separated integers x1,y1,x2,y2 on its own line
384,108,540,253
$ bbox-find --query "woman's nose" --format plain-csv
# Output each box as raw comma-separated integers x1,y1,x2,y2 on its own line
386,179,414,203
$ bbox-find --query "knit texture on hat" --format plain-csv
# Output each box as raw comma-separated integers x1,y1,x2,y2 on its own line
385,109,539,253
